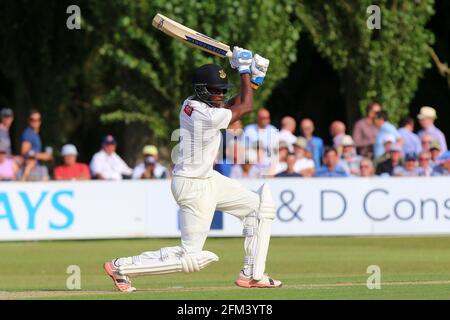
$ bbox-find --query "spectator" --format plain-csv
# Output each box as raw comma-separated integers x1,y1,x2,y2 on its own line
373,134,396,167
0,108,14,155
330,120,346,150
132,145,168,179
417,106,447,153
241,108,279,159
420,133,434,153
278,116,297,151
418,151,434,177
339,135,362,176
314,147,348,177
0,143,18,180
273,142,289,175
20,110,52,162
352,101,382,158
398,116,422,155
430,141,441,164
359,158,375,177
431,151,450,176
16,150,49,182
393,153,425,177
275,153,301,177
139,156,162,179
53,144,91,180
293,137,315,177
373,110,401,159
375,143,403,176
90,135,132,180
300,118,324,168
230,151,261,179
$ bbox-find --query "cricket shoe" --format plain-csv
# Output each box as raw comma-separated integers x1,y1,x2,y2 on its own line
235,271,282,288
103,260,136,292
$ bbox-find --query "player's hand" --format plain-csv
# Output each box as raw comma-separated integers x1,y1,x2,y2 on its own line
229,47,253,74
250,54,270,87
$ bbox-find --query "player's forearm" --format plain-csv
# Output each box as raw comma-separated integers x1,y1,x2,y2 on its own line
228,74,253,124
239,74,253,114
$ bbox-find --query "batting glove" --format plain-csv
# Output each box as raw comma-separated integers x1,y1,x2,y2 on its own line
230,46,253,74
250,54,270,87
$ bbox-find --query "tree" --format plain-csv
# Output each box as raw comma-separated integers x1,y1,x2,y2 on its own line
296,0,435,126
89,0,301,146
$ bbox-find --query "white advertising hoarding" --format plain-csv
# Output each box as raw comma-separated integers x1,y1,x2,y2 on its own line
1,177,450,241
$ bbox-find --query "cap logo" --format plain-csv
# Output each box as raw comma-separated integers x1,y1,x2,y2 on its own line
219,70,226,79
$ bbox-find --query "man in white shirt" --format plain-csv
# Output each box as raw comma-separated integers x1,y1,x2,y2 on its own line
241,108,279,160
278,116,297,151
90,135,132,180
104,48,281,291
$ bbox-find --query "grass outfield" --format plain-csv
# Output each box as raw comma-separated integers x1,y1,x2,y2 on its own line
1,236,450,299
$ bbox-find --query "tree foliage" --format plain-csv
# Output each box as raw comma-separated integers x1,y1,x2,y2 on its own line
88,0,301,139
296,0,435,124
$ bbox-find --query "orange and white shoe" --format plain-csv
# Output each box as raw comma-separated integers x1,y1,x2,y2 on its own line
235,271,282,288
103,259,136,292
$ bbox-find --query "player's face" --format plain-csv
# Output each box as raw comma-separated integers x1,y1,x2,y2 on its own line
207,87,226,108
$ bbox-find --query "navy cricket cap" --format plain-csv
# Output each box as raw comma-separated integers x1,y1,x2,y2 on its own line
1,108,13,118
102,135,117,145
405,153,418,161
192,64,232,90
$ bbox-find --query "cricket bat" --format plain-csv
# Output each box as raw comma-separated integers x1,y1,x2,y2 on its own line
152,13,261,89
152,13,232,58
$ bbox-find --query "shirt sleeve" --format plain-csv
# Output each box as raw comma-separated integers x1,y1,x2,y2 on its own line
90,154,100,175
21,129,32,142
206,108,232,129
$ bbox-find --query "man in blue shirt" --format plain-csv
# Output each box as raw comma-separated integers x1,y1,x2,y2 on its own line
20,110,52,162
431,151,450,176
374,111,401,159
398,116,421,155
300,118,324,168
315,147,348,177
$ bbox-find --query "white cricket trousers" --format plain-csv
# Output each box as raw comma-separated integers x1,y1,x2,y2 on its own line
171,170,260,254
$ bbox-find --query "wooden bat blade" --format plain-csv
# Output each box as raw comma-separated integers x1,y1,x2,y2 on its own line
152,13,232,58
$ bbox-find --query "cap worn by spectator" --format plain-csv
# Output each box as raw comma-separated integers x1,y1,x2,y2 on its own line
404,153,418,161
430,140,441,151
294,137,308,149
278,141,289,151
1,108,13,118
390,144,402,153
383,134,396,144
417,106,437,120
61,144,78,156
143,145,158,156
341,135,355,147
102,135,117,145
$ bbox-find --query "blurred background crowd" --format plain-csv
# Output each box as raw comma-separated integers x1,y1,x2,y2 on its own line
0,102,448,182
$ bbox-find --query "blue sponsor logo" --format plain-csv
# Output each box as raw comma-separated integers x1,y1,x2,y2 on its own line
185,36,228,57
0,190,74,231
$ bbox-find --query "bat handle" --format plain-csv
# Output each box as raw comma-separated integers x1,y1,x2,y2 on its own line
251,83,259,90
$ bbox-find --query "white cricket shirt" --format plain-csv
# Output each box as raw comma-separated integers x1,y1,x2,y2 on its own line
173,98,232,178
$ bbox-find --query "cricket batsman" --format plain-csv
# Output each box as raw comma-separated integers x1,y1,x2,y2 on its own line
104,47,282,292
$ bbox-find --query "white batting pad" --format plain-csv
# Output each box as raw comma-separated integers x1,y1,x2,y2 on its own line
117,246,219,277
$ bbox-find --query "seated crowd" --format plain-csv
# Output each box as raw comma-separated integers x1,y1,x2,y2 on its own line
0,103,449,182
0,109,168,181
214,103,450,178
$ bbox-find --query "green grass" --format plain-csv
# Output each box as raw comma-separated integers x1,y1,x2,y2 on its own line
1,236,450,299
